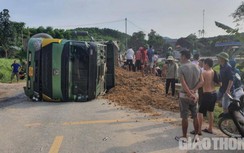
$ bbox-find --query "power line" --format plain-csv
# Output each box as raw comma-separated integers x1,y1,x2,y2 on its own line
51,19,125,28
45,18,150,37
127,19,149,34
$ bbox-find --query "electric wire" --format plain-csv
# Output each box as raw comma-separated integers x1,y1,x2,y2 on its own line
127,19,149,34
51,19,125,28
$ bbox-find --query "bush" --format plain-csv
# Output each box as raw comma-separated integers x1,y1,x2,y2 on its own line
156,61,164,69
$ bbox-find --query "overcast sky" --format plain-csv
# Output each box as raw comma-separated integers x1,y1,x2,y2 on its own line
1,0,243,39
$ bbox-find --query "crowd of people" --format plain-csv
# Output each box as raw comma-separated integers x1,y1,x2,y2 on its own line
122,45,159,77
121,45,243,143
173,50,242,143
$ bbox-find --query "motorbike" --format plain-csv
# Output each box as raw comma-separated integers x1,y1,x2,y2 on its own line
218,91,244,138
19,69,26,80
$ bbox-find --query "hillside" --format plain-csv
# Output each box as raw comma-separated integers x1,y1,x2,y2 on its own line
74,27,130,42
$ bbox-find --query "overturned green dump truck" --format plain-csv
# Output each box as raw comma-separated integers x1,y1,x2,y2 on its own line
24,33,118,102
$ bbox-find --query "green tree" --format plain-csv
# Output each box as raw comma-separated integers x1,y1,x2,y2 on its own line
176,37,192,50
29,27,37,37
63,30,72,39
232,1,244,81
215,2,244,41
54,29,64,38
232,2,244,25
12,21,25,47
186,34,198,53
215,21,238,35
232,2,244,42
0,9,14,58
127,31,146,51
215,2,244,58
36,26,45,34
46,26,55,37
147,29,164,52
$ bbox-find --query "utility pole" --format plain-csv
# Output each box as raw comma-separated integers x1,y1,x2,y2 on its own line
125,18,127,50
22,29,24,48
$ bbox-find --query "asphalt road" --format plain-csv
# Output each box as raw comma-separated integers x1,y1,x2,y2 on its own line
0,93,243,153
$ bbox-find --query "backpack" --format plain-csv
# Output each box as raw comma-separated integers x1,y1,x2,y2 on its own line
233,72,242,89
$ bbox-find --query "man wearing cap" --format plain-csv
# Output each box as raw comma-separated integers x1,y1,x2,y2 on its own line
217,52,233,113
175,49,203,142
165,56,178,97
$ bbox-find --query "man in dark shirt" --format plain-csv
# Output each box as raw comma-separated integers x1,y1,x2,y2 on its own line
217,52,233,113
11,60,21,83
229,59,242,89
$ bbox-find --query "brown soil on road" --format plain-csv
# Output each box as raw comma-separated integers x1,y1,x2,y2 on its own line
0,68,180,114
103,68,179,114
0,82,25,101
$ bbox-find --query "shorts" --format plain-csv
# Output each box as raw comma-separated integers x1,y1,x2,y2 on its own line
199,92,217,115
217,91,230,110
179,97,198,119
126,59,133,65
135,60,141,68
11,72,19,79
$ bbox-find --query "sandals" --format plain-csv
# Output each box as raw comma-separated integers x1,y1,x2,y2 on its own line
202,128,214,134
190,130,202,135
190,129,213,135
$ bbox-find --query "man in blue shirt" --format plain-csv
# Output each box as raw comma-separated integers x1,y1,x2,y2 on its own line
147,45,154,74
217,52,233,113
11,60,21,83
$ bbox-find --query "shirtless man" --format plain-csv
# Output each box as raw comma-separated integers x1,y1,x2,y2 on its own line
198,58,217,134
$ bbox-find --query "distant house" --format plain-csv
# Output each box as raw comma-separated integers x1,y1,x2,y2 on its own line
215,41,242,47
215,41,243,58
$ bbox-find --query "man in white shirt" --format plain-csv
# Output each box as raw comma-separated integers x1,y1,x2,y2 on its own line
126,47,135,71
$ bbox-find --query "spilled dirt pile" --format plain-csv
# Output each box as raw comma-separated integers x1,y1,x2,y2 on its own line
103,68,179,113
